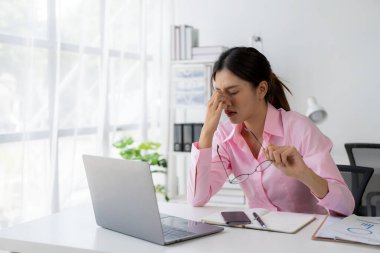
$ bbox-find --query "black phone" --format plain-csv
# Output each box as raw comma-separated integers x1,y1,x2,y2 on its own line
221,211,251,225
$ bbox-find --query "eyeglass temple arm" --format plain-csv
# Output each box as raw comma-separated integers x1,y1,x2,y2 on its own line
217,145,231,179
245,128,266,149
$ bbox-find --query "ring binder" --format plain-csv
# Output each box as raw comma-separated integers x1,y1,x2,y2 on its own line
174,124,183,151
173,123,204,152
182,123,193,152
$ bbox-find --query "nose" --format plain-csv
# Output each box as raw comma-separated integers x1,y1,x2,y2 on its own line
224,96,232,107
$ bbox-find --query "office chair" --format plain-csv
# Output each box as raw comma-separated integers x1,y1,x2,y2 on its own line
345,143,380,216
337,164,374,215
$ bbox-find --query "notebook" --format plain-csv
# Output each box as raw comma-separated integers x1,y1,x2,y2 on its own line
83,155,223,246
201,208,315,234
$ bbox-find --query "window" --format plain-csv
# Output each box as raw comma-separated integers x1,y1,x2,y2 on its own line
0,0,166,228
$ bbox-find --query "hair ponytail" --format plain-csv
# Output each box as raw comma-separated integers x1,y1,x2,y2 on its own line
267,73,292,111
212,47,292,111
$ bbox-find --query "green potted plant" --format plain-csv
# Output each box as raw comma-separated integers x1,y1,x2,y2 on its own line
112,137,169,201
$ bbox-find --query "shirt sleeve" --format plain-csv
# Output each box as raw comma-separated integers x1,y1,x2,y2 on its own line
300,123,355,216
187,132,230,207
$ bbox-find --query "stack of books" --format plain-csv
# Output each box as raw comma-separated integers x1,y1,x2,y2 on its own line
171,25,199,60
170,24,228,61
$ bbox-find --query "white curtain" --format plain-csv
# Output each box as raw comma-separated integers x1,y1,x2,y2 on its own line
0,0,170,228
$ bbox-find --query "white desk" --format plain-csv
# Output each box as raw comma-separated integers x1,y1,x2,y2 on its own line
0,202,378,253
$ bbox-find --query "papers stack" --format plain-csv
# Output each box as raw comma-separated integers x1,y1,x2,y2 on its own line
313,215,380,245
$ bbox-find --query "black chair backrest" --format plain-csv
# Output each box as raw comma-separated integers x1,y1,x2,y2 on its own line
337,164,374,215
344,143,380,216
345,143,380,168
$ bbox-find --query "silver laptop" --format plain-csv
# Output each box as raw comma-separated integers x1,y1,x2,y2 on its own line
83,155,223,245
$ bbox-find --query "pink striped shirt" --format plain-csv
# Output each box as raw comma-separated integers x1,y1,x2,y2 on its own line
187,104,354,216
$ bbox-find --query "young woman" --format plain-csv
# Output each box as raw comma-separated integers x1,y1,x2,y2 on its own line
187,47,354,216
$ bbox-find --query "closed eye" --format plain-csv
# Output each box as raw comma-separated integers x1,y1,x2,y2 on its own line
228,91,239,96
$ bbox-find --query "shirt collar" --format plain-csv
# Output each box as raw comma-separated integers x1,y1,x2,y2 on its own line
222,103,284,144
223,123,242,144
263,103,284,138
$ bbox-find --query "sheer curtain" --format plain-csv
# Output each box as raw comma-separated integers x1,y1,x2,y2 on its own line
0,0,169,228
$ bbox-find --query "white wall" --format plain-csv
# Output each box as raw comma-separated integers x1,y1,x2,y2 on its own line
173,0,380,163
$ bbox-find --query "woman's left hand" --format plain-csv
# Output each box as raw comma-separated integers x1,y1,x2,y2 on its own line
264,145,309,179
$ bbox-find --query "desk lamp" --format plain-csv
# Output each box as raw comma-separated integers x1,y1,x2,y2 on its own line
306,96,327,124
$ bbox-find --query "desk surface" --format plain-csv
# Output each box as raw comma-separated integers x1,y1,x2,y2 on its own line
0,202,378,253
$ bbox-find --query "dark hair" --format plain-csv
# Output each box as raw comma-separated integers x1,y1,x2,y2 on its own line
212,47,292,111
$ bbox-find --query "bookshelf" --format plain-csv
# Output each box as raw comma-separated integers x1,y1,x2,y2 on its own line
167,24,245,206
167,60,213,199
167,60,246,206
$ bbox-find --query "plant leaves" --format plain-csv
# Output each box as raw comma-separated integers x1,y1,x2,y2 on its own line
158,159,167,168
114,136,169,201
113,137,134,149
138,142,160,151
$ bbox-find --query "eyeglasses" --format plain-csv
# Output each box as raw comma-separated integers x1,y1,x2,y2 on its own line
216,128,272,184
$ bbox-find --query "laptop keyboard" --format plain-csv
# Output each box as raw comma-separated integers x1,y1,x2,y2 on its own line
160,214,196,241
162,224,195,241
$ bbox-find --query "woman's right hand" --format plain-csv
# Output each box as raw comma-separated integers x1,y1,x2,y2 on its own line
198,90,230,149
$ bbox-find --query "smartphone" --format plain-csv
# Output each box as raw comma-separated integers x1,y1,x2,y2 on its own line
221,211,251,225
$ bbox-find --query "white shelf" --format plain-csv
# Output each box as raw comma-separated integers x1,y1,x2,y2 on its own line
171,59,215,65
167,58,245,206
167,62,213,199
169,151,191,156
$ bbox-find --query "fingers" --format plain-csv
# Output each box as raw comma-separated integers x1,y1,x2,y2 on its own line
264,146,270,160
267,145,287,167
266,145,275,161
216,101,226,113
209,90,230,111
281,148,295,167
266,145,298,167
203,91,229,134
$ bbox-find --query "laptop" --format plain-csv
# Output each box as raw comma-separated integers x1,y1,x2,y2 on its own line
83,154,223,245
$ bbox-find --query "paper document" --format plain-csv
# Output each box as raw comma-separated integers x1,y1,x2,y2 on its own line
201,208,315,234
315,215,380,245
313,216,343,239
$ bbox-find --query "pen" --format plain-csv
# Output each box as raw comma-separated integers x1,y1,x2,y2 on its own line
253,212,267,229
